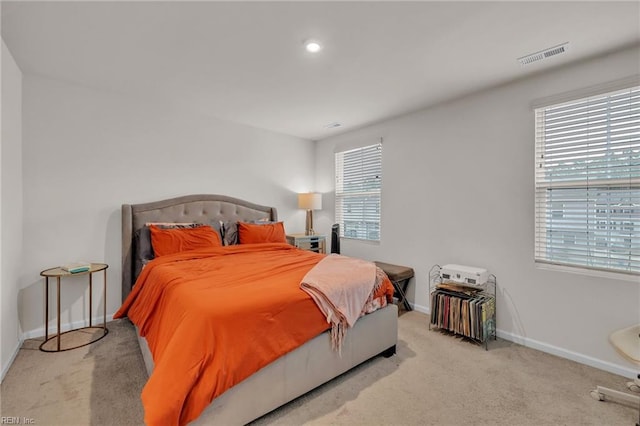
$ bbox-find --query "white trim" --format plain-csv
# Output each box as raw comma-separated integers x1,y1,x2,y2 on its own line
537,178,640,190
535,261,640,282
3,314,116,380
412,303,636,379
341,237,381,245
21,313,115,340
531,75,640,109
333,136,383,154
1,338,24,382
496,329,637,379
411,302,429,315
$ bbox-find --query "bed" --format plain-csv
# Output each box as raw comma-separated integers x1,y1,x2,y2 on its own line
119,194,398,425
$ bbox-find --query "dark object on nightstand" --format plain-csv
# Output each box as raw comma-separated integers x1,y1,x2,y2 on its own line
331,224,340,254
374,261,414,311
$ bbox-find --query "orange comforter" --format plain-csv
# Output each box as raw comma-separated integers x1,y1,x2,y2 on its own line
114,243,393,425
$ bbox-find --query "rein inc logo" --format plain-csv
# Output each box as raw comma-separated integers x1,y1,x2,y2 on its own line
1,418,35,424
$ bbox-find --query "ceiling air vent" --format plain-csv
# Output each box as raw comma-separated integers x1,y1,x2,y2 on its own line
518,42,569,66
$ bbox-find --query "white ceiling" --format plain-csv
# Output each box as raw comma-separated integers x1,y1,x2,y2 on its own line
2,1,639,140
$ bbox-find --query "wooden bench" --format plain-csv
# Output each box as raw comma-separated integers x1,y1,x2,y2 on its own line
374,261,414,311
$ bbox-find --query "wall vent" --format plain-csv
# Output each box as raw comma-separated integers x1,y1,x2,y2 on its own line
518,42,569,66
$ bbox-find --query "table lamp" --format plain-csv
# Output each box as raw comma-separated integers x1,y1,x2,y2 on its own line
298,193,322,236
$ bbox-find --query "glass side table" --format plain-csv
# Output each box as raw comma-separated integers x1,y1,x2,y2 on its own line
40,263,109,352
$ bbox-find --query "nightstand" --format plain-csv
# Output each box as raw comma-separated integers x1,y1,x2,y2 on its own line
40,263,109,352
286,234,327,254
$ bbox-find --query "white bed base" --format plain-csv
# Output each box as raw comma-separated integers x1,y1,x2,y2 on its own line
136,303,398,425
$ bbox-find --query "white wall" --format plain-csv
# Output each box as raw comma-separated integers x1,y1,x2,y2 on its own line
1,40,24,380
316,45,640,377
19,75,315,337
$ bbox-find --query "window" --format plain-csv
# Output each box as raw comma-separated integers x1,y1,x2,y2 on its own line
335,142,382,241
534,86,640,275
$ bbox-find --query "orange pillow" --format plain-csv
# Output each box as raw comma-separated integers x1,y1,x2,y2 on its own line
238,221,286,244
150,225,222,257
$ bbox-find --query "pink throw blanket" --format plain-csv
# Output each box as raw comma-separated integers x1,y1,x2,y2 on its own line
300,254,378,351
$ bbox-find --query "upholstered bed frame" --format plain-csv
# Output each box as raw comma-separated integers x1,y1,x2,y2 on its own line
121,194,398,425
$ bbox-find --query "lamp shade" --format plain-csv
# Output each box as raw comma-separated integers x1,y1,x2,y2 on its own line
298,192,322,210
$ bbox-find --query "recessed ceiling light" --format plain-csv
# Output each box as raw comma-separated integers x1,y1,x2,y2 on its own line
304,40,322,53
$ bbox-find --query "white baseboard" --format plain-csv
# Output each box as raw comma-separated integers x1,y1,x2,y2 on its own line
411,302,429,314
1,338,24,382
496,329,637,379
2,314,116,382
407,302,636,379
21,314,115,340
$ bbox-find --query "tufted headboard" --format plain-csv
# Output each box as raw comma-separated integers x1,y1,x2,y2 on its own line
121,194,278,301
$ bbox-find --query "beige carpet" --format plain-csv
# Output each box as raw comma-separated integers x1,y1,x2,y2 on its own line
1,311,637,425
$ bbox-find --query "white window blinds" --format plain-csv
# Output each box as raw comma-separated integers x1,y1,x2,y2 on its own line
534,86,640,275
335,142,382,241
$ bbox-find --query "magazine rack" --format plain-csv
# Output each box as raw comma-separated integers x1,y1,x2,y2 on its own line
428,264,496,350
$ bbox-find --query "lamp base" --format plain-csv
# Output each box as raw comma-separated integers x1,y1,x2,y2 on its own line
305,210,315,236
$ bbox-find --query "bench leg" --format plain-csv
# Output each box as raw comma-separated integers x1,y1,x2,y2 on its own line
393,279,412,311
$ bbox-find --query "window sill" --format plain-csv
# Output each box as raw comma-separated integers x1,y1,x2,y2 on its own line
535,261,639,283
340,237,380,245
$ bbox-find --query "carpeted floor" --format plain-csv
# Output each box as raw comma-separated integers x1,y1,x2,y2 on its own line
1,311,637,425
